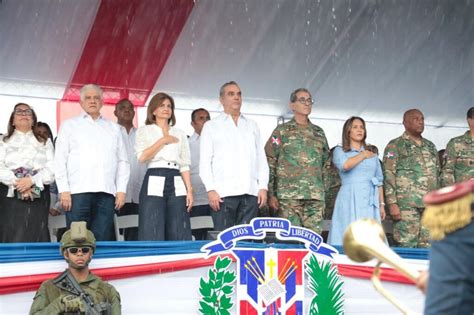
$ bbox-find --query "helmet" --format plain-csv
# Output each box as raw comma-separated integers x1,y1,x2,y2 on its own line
60,221,96,254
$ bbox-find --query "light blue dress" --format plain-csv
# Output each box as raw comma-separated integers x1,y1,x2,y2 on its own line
328,145,383,245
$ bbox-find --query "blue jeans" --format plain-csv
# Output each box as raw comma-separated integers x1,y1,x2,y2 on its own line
425,220,474,315
211,194,258,231
138,168,191,241
66,192,115,241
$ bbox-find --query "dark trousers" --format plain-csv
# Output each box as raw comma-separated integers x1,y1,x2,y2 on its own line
425,221,474,315
67,192,115,241
138,168,192,241
190,204,211,240
211,194,258,232
0,184,50,242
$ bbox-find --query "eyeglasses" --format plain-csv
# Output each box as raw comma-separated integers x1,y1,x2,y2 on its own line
67,247,91,254
14,109,33,116
296,98,314,105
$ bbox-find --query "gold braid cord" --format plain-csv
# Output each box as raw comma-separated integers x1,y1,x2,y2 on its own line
422,193,473,240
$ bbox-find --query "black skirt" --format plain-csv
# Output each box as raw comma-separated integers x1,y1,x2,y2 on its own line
0,183,50,242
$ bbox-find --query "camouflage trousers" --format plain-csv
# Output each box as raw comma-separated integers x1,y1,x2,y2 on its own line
393,207,430,248
278,199,325,234
323,191,338,220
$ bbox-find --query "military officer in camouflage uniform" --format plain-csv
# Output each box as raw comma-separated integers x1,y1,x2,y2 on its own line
323,147,341,221
441,107,474,186
30,222,121,314
383,109,439,248
265,88,329,234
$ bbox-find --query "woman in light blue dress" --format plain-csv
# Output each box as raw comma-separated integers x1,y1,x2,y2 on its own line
328,116,386,245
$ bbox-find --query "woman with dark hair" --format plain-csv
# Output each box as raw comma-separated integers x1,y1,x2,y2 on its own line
328,116,385,245
36,121,54,144
0,103,54,242
37,121,63,220
135,92,193,241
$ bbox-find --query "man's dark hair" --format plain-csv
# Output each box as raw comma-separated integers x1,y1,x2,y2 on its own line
467,107,474,119
366,144,379,155
403,108,422,123
115,98,134,109
191,108,209,122
219,81,239,97
290,88,311,102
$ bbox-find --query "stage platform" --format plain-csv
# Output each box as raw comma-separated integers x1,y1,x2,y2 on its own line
0,241,428,314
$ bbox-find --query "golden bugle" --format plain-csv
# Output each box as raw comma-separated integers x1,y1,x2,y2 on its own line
343,219,421,315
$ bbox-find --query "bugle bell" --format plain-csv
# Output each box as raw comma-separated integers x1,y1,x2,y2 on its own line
343,219,420,314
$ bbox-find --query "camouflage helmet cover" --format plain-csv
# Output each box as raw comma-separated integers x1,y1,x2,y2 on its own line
60,221,96,254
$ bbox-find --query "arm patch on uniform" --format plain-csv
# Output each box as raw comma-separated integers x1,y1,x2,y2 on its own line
385,151,396,159
271,135,281,145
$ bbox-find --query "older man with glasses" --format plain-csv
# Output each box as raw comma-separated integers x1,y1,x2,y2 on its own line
264,88,330,234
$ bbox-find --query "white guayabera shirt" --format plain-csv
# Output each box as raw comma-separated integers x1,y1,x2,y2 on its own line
189,132,208,206
119,126,146,203
199,112,269,198
54,114,130,196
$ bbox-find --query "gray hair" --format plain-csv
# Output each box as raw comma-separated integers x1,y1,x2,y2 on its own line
290,88,311,102
80,84,103,102
219,81,239,97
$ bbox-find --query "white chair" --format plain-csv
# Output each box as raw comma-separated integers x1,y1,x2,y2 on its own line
323,219,331,232
322,219,391,233
114,214,139,241
382,219,394,234
48,214,67,242
190,216,214,230
190,216,214,240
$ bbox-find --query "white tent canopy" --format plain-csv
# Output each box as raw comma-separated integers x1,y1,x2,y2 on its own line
0,0,472,150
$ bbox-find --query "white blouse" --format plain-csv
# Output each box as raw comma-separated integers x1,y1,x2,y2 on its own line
135,124,191,172
0,130,54,197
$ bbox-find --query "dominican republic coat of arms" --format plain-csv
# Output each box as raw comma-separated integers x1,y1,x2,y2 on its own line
198,217,345,315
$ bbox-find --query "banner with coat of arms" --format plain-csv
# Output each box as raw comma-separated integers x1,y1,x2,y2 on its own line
198,218,345,315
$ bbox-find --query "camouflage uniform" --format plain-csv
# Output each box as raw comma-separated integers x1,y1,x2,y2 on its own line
383,132,440,248
30,271,121,314
441,131,474,187
265,118,329,233
323,162,341,220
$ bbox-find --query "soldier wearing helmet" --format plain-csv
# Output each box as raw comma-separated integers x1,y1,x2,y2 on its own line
30,222,121,314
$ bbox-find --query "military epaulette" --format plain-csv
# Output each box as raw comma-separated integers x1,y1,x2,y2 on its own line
422,180,473,240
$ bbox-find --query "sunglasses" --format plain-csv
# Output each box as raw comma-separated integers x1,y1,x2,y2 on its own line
67,247,91,254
